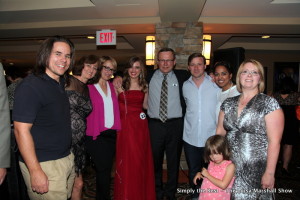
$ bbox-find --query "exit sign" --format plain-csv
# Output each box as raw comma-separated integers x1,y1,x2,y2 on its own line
96,30,116,45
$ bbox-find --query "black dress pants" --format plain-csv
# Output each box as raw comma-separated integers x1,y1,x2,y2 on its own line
183,141,205,199
86,130,116,200
148,118,183,200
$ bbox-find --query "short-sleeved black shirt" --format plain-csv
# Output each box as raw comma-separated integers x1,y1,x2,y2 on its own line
13,73,71,162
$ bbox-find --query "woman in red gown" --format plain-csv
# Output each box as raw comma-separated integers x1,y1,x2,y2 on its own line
114,56,156,200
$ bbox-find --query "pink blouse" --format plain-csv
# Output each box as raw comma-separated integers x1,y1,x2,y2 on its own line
86,82,121,140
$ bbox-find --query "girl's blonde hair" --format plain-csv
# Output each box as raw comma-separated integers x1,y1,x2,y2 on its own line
203,135,230,163
236,59,265,93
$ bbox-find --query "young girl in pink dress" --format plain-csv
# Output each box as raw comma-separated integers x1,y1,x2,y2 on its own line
193,135,235,200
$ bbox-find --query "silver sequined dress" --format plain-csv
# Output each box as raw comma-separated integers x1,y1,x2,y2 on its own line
221,93,281,200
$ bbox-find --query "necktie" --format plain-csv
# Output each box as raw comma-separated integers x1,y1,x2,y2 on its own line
159,74,168,123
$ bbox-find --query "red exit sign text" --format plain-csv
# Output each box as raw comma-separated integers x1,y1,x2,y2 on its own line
96,30,116,45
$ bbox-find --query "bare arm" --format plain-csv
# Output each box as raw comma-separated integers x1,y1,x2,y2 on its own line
216,110,226,136
14,121,49,194
261,109,284,189
201,163,235,190
143,90,148,110
113,76,124,95
0,168,6,185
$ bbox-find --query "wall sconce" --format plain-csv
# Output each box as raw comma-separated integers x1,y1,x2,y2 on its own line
202,35,212,65
146,36,155,66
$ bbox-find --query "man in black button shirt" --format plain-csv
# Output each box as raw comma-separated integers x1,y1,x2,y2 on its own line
13,36,76,200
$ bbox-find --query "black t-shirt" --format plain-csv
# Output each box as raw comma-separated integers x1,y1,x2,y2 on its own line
13,73,71,162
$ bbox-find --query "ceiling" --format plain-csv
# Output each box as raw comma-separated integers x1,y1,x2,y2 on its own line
0,0,300,68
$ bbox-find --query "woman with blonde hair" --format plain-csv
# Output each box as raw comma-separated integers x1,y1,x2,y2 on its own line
216,59,284,199
85,56,121,200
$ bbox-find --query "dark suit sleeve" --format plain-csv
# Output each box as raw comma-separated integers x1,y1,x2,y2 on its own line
146,69,155,84
174,69,190,116
0,63,11,168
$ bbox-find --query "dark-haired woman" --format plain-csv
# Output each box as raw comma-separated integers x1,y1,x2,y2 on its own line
213,61,239,122
65,55,99,200
114,57,156,200
273,77,300,176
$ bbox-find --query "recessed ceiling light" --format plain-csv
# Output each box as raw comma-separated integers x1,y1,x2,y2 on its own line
271,0,300,4
261,35,270,39
87,36,95,39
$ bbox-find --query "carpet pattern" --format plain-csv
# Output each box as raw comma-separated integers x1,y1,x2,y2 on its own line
82,163,300,200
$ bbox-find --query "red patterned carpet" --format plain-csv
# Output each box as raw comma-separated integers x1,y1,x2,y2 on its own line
82,163,300,200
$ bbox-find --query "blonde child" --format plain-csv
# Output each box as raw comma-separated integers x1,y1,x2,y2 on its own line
193,135,235,200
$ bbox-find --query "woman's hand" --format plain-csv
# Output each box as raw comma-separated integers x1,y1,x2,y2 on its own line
261,172,275,189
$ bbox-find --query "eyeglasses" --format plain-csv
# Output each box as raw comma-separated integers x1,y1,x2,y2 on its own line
240,70,259,76
158,59,175,63
103,65,116,73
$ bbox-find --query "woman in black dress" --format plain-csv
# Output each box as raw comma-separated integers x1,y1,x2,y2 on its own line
65,55,99,200
273,77,300,176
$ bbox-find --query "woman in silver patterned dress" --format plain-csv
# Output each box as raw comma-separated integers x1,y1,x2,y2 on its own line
65,55,99,200
216,59,284,199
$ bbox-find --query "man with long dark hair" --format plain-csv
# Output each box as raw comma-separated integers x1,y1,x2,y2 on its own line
13,36,76,199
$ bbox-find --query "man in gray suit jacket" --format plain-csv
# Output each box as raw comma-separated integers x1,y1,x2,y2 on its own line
0,62,10,185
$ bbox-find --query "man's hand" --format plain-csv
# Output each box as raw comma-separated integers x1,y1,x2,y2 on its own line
193,172,204,185
113,76,123,89
30,169,49,194
201,167,209,177
0,168,7,185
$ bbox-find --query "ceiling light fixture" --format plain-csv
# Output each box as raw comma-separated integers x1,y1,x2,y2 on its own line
271,0,300,4
202,35,212,65
145,36,155,66
87,36,95,39
261,35,270,39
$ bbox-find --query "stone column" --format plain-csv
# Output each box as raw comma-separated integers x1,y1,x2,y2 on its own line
156,22,203,69
156,22,203,171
